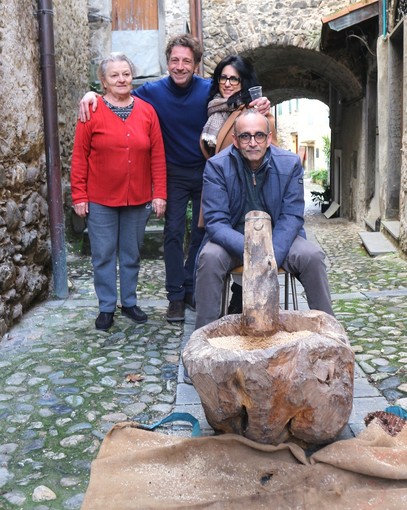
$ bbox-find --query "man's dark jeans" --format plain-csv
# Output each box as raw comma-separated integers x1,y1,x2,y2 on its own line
164,165,205,302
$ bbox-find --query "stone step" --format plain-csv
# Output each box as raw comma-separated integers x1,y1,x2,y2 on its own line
381,220,400,241
323,201,340,219
145,224,164,233
359,231,397,256
364,217,378,231
143,222,164,259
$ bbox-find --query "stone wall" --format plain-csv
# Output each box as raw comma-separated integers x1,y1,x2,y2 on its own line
388,1,407,253
400,141,407,252
164,0,190,36
0,0,89,337
88,0,112,83
200,0,352,74
54,0,90,200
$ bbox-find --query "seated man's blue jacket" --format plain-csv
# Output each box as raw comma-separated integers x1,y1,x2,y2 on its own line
201,144,306,268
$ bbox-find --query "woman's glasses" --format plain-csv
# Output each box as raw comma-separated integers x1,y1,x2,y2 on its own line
236,132,269,144
218,75,241,86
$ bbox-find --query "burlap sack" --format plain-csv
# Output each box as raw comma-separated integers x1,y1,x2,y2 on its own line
82,418,407,509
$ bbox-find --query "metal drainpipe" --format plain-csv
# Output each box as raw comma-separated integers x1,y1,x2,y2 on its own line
37,0,68,299
189,0,204,76
382,0,387,38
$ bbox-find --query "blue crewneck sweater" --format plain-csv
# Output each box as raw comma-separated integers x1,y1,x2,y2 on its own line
133,75,211,169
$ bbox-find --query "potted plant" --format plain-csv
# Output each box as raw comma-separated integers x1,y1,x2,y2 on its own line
309,166,331,213
310,185,331,213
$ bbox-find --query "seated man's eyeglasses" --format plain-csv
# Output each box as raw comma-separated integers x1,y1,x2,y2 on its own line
236,132,269,144
218,75,241,85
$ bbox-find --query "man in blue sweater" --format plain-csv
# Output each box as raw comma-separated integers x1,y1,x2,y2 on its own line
79,35,270,323
195,109,334,329
133,35,210,322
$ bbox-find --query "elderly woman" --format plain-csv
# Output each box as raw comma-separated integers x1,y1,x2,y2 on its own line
71,53,166,331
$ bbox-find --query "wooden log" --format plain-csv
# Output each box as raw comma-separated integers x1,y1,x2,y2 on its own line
242,211,279,335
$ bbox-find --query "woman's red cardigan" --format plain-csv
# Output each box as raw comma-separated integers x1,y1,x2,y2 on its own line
71,97,166,206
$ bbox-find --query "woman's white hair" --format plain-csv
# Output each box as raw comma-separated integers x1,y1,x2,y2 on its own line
97,52,137,83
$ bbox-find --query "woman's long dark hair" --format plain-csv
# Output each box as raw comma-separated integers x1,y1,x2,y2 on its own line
208,55,259,104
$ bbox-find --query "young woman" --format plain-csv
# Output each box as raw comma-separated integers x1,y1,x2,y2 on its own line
200,55,277,159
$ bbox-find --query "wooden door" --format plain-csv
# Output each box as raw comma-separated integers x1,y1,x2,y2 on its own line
112,0,158,30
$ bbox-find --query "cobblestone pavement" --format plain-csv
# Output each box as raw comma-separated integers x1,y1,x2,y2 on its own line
0,187,406,508
307,211,407,402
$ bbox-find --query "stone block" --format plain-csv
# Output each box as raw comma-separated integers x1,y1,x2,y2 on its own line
359,232,397,256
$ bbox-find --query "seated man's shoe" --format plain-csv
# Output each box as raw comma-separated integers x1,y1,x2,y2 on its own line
121,305,148,324
183,367,193,385
166,300,185,322
184,293,196,311
95,312,114,331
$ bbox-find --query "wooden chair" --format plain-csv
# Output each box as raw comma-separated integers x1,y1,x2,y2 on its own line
221,265,298,316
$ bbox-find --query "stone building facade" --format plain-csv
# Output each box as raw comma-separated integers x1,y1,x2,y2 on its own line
87,0,405,251
378,0,407,252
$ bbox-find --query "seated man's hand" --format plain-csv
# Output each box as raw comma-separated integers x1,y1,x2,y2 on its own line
78,92,99,122
249,97,271,116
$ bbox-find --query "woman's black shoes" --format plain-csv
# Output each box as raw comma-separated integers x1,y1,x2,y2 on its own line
95,312,114,331
121,305,148,324
95,305,147,330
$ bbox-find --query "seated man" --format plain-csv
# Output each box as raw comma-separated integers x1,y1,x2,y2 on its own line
194,109,334,329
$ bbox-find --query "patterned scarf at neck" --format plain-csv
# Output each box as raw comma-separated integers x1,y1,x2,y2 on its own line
201,92,245,149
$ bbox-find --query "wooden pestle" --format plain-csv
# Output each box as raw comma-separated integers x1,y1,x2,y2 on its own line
242,210,280,336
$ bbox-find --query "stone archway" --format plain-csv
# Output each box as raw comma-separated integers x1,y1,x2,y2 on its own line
200,0,363,103
241,45,363,107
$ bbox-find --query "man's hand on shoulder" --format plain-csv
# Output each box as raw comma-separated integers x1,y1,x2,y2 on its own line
78,92,99,122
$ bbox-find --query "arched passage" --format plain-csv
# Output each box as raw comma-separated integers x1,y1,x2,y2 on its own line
242,46,363,107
